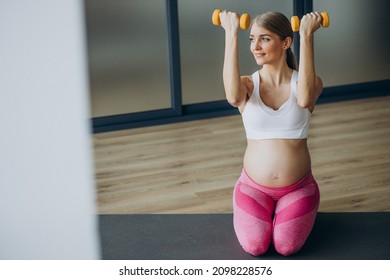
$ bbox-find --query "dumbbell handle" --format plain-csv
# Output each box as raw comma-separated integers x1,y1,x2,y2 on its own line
212,9,251,30
291,12,330,32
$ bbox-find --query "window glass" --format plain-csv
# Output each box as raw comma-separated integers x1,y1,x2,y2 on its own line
85,0,171,117
314,0,390,86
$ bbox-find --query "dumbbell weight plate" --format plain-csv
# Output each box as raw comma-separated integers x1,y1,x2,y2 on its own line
212,9,222,26
321,12,330,28
291,16,300,32
240,13,251,30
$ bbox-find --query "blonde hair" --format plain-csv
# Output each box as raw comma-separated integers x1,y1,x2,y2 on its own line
252,12,297,70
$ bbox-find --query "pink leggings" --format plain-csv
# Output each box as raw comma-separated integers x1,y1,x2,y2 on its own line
233,169,320,256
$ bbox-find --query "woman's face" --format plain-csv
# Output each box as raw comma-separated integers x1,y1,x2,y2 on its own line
249,23,288,66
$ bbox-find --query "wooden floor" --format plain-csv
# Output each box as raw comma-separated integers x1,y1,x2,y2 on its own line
93,96,390,214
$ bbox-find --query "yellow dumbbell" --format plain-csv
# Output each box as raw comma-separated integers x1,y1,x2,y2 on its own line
291,12,330,32
212,9,251,30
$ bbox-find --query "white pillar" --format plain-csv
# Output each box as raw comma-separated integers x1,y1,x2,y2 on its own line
0,0,100,259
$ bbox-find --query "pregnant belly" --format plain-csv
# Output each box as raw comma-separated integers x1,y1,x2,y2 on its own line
243,139,311,187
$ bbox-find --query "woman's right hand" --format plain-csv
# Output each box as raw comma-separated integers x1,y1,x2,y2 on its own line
219,10,240,33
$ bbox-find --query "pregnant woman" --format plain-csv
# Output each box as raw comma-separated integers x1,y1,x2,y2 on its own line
219,10,323,256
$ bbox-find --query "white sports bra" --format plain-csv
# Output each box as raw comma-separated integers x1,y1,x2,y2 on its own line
241,70,311,140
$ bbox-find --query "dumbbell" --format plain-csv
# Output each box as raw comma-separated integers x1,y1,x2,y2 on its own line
291,12,330,32
212,9,251,30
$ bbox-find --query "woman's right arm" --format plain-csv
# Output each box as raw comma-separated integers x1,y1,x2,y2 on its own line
220,11,250,108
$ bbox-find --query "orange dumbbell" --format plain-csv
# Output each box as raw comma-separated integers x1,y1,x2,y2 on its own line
291,12,330,32
212,9,251,30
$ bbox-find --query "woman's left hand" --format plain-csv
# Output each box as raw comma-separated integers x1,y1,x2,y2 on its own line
300,12,322,37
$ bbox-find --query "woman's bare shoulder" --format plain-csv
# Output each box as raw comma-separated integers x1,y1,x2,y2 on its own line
238,75,254,113
241,75,254,95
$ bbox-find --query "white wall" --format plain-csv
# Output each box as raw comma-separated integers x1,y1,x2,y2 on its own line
0,1,100,259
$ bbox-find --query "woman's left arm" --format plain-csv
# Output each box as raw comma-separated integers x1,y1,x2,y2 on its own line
296,12,324,111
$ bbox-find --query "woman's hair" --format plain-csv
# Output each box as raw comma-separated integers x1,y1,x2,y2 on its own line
252,12,297,70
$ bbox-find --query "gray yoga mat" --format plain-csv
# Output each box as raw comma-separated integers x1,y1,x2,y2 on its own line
99,212,390,260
